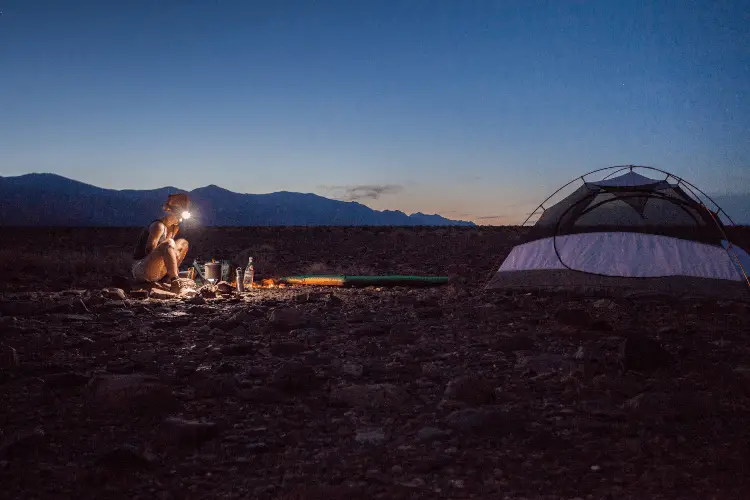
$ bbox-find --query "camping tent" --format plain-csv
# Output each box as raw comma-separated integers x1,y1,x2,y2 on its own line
485,165,750,299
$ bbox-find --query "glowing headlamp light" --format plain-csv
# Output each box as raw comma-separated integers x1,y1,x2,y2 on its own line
181,211,191,220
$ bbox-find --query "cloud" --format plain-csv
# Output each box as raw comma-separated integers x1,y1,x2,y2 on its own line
318,184,404,202
474,215,512,221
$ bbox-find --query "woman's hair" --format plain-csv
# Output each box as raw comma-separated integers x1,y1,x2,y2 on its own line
163,193,190,213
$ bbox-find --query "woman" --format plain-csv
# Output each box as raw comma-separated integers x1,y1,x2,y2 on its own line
131,193,192,291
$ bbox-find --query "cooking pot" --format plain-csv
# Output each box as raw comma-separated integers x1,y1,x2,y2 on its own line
204,262,222,283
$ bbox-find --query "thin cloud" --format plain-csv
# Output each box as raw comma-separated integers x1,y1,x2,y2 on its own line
319,184,404,202
474,215,511,220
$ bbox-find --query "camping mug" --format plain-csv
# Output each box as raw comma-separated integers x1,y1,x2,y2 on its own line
204,262,222,283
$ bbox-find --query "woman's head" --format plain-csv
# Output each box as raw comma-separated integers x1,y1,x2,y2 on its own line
163,193,190,214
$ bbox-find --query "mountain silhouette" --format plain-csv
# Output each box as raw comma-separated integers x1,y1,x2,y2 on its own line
0,173,475,227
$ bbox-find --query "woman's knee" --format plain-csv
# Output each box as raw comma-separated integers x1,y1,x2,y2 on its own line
175,238,189,251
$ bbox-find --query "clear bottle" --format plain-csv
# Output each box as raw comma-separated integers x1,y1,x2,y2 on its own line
242,257,254,289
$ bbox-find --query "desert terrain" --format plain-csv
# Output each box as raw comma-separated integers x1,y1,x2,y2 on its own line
1,226,750,499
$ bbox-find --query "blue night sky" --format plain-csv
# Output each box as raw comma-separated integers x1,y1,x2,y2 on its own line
1,0,749,224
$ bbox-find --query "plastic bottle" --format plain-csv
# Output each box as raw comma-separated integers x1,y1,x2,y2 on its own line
243,257,254,289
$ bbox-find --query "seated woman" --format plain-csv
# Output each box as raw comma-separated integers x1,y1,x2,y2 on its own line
131,193,192,292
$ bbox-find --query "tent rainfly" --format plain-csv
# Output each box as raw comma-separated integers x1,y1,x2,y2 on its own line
485,165,750,299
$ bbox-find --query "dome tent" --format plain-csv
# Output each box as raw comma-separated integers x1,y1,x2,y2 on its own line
485,165,750,299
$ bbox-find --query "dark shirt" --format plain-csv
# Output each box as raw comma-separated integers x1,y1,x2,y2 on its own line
133,220,166,260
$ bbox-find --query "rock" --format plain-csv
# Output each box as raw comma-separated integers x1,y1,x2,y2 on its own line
355,428,385,445
620,334,670,372
0,301,45,317
163,417,220,446
187,294,207,305
420,362,442,378
593,299,615,310
329,383,409,409
0,428,45,460
245,442,270,454
216,281,234,294
495,334,535,352
271,362,319,393
106,359,138,374
149,288,177,300
733,366,750,395
554,307,593,327
515,354,576,376
444,407,525,436
87,373,177,414
270,341,306,357
239,387,285,403
269,307,306,329
589,319,614,331
416,306,443,319
441,375,496,407
415,426,451,441
340,363,364,378
192,375,238,398
350,324,388,337
657,325,679,336
129,289,149,299
42,371,89,389
95,445,154,469
222,343,256,356
0,344,19,371
102,288,127,301
623,391,717,419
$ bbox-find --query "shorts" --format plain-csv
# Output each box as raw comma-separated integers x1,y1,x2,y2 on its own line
131,258,158,282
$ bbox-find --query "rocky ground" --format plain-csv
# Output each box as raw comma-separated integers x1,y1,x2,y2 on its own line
1,227,750,499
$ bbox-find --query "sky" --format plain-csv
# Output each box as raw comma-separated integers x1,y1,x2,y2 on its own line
1,0,749,224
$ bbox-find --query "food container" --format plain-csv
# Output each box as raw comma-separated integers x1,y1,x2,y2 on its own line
204,262,222,283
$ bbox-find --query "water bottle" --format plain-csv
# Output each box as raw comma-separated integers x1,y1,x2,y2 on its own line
243,257,254,289
236,267,244,292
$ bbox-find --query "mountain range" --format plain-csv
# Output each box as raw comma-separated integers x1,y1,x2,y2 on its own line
0,173,476,227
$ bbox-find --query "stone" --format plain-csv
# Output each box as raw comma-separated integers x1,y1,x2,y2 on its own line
416,306,443,319
87,373,177,414
554,307,592,327
271,362,318,393
441,375,496,407
340,363,364,378
0,301,45,317
150,288,177,300
222,343,256,356
415,426,451,441
269,307,306,329
129,289,149,299
0,428,45,460
355,428,385,445
102,288,127,301
444,407,525,436
95,445,154,469
620,334,670,372
0,344,20,371
592,299,615,310
350,324,389,337
42,371,89,389
329,383,409,409
495,334,535,352
270,341,305,357
163,417,220,446
515,354,576,376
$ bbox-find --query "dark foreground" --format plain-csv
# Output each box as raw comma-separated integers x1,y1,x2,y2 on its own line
1,227,750,499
